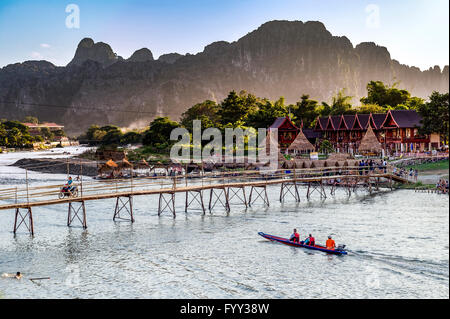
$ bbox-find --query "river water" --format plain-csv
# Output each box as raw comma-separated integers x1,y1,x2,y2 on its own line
0,147,448,299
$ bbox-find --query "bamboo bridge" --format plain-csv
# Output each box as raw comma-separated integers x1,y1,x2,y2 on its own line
0,166,411,235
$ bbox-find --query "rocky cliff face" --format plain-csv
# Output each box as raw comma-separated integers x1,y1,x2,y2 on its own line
127,48,154,62
0,20,448,134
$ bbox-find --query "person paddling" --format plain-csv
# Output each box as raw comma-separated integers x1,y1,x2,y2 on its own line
303,234,315,246
326,236,336,250
289,229,300,243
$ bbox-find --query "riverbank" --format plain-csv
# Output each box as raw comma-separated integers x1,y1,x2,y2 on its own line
11,158,98,177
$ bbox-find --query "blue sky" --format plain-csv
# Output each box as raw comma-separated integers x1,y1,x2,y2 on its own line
0,0,448,70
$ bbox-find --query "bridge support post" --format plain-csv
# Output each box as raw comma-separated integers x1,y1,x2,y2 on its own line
329,179,339,196
249,186,269,207
208,187,230,213
226,186,248,208
68,200,87,228
185,190,205,214
113,195,134,222
158,192,176,218
280,182,300,202
343,177,356,196
13,207,34,235
306,181,326,199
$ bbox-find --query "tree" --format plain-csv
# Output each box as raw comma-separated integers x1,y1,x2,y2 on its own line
355,103,385,114
40,127,54,141
120,131,142,145
101,127,123,145
142,117,180,146
319,140,334,155
180,100,221,131
246,97,288,129
329,89,355,115
23,116,39,124
218,91,257,126
417,91,449,144
360,81,411,108
292,95,319,128
317,102,332,117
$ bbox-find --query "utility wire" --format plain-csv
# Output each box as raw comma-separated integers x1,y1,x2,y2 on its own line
1,101,163,116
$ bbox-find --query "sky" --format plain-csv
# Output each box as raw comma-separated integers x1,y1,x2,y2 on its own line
0,0,448,70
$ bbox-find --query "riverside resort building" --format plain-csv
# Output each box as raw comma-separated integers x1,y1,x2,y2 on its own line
269,110,442,155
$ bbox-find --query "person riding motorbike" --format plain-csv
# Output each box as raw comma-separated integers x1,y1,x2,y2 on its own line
63,176,74,195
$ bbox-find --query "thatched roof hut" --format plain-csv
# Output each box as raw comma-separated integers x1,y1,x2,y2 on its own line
287,130,315,153
105,159,118,168
302,160,312,169
311,160,325,168
136,159,150,169
327,153,351,161
337,160,347,167
358,126,382,153
344,160,359,167
119,158,133,168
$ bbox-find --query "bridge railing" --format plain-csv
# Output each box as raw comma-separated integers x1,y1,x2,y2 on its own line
0,165,401,209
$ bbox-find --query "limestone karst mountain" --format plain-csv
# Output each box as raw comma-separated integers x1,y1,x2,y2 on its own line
127,48,154,62
0,20,448,134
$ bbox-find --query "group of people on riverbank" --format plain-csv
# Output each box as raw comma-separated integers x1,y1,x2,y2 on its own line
436,179,449,194
392,166,418,181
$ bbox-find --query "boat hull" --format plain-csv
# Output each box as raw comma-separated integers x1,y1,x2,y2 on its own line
258,232,347,255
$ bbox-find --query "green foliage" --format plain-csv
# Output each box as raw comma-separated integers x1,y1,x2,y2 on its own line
246,97,288,129
218,90,258,126
23,116,39,124
142,117,180,146
292,95,319,128
354,103,386,114
180,100,221,131
319,140,334,154
0,121,34,148
361,81,411,108
403,159,449,172
329,89,355,115
120,131,142,145
417,91,449,143
40,127,54,140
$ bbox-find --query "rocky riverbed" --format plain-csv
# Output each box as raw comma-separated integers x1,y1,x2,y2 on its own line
11,157,98,177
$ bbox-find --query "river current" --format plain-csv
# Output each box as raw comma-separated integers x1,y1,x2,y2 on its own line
0,147,448,299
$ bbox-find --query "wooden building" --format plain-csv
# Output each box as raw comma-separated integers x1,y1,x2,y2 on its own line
313,110,441,154
268,117,301,151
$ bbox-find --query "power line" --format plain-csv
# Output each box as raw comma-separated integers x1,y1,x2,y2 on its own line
1,101,164,116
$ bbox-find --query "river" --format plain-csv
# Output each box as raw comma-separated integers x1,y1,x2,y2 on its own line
0,147,448,299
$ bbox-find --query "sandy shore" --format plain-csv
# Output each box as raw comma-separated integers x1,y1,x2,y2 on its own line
11,157,98,177
417,169,449,184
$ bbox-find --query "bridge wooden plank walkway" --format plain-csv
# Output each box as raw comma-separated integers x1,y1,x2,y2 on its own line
0,166,411,235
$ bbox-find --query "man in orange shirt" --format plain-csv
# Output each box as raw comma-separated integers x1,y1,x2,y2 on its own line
326,236,336,250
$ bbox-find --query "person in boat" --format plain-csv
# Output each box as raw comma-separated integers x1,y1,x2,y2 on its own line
326,236,336,250
289,229,300,243
303,234,315,246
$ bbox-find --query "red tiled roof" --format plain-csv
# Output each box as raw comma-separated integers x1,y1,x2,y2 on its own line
315,117,328,130
388,110,422,128
342,115,355,130
370,113,386,129
22,122,64,128
357,114,371,129
269,117,299,131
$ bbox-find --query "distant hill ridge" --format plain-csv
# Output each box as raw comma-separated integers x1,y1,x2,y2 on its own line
0,20,448,134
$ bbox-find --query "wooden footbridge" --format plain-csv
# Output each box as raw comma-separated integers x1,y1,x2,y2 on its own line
0,165,411,235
